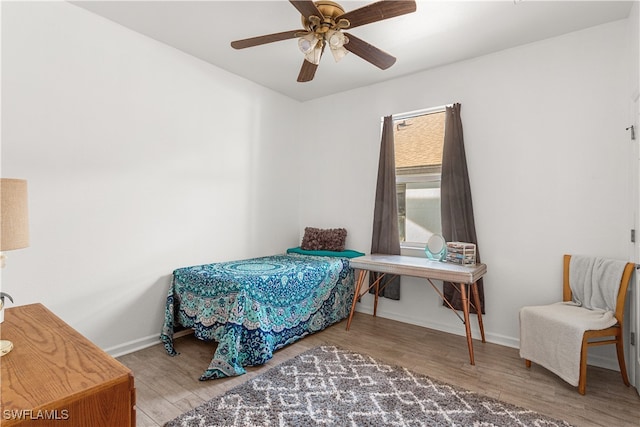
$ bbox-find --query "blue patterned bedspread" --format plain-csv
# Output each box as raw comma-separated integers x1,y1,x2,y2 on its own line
160,253,355,380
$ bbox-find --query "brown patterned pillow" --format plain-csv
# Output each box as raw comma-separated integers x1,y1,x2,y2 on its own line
300,227,347,252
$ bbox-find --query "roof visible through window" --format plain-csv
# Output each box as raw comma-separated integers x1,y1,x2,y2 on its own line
394,111,445,173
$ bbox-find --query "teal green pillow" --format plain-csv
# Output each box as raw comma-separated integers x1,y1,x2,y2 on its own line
286,247,365,258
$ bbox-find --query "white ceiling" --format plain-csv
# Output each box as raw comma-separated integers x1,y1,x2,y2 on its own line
71,1,634,102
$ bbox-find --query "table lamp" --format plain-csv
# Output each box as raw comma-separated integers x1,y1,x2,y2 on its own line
1,178,29,356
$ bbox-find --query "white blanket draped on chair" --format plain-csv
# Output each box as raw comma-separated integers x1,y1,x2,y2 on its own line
519,256,627,386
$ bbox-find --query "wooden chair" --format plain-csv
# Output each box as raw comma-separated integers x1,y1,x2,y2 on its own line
522,254,635,395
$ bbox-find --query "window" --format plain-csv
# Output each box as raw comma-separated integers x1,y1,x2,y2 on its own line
393,108,445,248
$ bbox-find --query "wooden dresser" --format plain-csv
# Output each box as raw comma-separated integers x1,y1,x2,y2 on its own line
0,303,135,426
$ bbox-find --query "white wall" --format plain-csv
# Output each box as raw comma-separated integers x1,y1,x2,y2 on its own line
1,1,301,355
299,19,632,368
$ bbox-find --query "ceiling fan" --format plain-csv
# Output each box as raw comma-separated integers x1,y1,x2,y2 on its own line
230,0,417,82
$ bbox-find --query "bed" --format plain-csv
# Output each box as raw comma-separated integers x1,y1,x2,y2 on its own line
160,250,359,380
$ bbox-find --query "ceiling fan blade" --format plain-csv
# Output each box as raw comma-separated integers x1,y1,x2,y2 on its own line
289,0,324,19
343,32,396,70
297,59,319,82
231,29,305,49
337,0,416,29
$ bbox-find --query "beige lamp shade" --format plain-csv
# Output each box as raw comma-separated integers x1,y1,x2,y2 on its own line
1,179,29,251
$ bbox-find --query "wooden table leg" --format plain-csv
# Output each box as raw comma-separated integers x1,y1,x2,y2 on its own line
460,283,475,365
346,269,366,331
373,274,379,317
471,282,485,343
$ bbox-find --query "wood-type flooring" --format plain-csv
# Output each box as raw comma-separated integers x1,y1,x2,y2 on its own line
117,314,640,426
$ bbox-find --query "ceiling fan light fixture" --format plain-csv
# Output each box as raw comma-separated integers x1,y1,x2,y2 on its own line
327,30,348,62
327,30,347,49
330,45,348,63
298,33,319,54
298,32,323,65
304,42,324,65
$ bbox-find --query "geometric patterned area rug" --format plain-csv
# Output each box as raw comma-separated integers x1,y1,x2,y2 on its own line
165,345,574,427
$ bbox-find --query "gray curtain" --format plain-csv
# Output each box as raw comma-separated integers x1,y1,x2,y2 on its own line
441,104,485,313
370,115,401,300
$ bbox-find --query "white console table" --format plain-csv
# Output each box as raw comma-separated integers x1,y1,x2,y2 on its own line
347,254,488,365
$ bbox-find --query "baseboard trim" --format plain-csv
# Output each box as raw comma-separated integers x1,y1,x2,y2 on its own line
109,310,623,373
355,304,519,350
105,329,193,358
354,305,621,371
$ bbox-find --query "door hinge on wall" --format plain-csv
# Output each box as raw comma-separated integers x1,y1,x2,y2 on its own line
632,229,636,243
625,125,636,141
631,332,635,346
626,125,636,140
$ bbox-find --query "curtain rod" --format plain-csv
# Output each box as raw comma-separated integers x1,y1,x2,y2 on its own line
386,104,452,122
